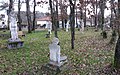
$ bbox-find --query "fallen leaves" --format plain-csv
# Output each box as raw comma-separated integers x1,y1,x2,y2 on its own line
0,29,116,75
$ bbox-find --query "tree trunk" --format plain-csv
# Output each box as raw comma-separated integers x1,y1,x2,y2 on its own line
76,6,78,28
7,17,10,30
69,0,76,49
101,6,104,30
95,0,98,30
110,0,113,28
61,5,64,30
8,0,13,30
9,0,13,13
62,19,64,29
49,0,55,31
109,0,117,44
17,0,22,31
26,0,32,33
84,0,86,27
100,0,105,31
54,11,58,38
114,36,120,68
110,30,117,44
52,0,58,38
80,6,83,30
70,6,75,49
32,0,36,31
56,0,59,29
100,0,107,38
60,1,68,30
114,0,120,69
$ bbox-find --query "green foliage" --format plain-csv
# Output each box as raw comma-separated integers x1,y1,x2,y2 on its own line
0,28,115,75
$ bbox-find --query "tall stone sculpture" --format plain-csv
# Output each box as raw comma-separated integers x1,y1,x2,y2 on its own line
8,8,24,49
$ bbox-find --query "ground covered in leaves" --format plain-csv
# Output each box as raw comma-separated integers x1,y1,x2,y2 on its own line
0,28,118,75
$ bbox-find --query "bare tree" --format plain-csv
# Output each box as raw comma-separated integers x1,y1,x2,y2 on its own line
49,0,58,38
114,0,120,69
84,0,86,27
56,0,59,29
49,0,54,31
17,0,22,31
93,0,98,30
99,0,107,38
32,0,36,31
9,0,13,13
99,0,105,30
7,0,14,30
109,0,117,44
26,0,32,33
59,0,68,30
69,0,76,49
54,0,59,37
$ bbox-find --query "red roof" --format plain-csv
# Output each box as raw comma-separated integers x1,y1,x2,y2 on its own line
37,15,68,21
37,16,51,21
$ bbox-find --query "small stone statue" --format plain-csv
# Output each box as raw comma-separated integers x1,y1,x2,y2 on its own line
9,8,18,41
49,37,67,65
49,37,60,63
46,21,52,34
66,21,69,32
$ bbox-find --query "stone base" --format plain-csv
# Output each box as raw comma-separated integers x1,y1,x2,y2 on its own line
48,60,67,71
41,56,68,74
7,38,24,49
49,56,67,67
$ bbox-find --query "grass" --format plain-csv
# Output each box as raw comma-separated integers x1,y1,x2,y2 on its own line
0,28,115,75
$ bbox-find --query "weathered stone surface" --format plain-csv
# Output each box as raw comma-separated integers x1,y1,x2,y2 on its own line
7,40,24,49
49,57,67,67
41,60,68,75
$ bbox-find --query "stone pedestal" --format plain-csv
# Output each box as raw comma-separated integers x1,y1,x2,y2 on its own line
48,56,68,72
8,38,24,49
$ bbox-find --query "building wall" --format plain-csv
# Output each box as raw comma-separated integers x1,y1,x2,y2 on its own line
37,21,47,26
